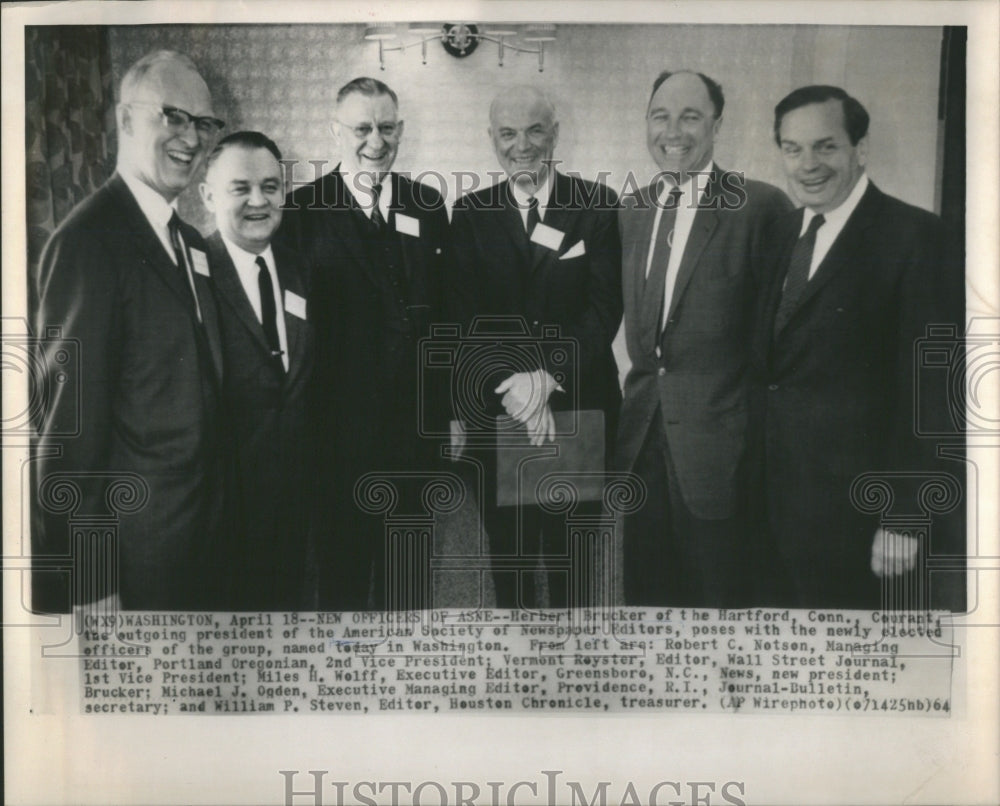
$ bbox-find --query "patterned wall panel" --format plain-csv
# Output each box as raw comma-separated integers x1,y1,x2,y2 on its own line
106,23,942,235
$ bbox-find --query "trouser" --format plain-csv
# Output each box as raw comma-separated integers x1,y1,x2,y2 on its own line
623,414,749,607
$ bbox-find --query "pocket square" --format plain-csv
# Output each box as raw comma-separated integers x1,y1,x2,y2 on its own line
560,240,586,260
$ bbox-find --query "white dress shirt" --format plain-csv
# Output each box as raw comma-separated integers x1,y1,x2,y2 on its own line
341,169,392,222
220,235,289,371
121,170,203,321
509,171,554,229
645,163,713,330
801,173,869,279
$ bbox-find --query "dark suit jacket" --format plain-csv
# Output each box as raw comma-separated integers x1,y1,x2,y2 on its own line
616,171,792,519
206,232,315,610
31,173,225,611
275,167,449,500
447,171,623,444
750,181,964,608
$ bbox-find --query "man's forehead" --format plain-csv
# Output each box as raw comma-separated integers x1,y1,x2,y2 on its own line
210,146,281,180
337,92,398,120
135,62,211,109
780,100,849,140
649,73,712,110
491,99,553,128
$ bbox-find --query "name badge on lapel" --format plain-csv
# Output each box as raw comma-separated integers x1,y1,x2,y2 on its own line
530,222,565,252
395,213,420,238
190,249,211,277
284,290,307,320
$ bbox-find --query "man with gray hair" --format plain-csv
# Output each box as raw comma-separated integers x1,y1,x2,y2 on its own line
277,77,450,610
32,50,227,611
448,85,622,609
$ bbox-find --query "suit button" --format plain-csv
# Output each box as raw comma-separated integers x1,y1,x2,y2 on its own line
532,320,539,326
768,383,779,391
658,368,666,377
655,346,662,358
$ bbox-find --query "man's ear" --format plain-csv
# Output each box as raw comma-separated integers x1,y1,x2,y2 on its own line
856,134,869,168
712,114,723,139
198,181,215,215
117,103,133,136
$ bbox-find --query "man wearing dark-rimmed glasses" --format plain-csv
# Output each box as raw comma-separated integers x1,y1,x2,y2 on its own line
31,50,228,611
277,76,450,610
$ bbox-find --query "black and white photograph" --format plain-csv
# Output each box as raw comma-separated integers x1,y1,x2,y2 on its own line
3,1,998,805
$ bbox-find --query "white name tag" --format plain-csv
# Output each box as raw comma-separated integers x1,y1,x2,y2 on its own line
284,290,307,320
395,213,420,238
190,249,210,277
530,222,565,252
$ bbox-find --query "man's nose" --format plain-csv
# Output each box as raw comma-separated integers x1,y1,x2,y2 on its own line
177,120,200,148
515,130,530,151
247,185,267,206
801,148,820,170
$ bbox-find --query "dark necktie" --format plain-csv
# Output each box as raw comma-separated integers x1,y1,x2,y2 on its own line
642,186,684,340
369,182,386,231
168,211,201,321
255,255,283,367
774,213,825,335
526,195,541,236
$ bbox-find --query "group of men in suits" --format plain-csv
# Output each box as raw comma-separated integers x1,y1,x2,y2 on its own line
30,48,961,613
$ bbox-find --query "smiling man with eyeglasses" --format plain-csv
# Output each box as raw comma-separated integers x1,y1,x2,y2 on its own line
31,50,229,612
276,76,451,611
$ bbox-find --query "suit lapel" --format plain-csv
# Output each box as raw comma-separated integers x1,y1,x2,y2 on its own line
667,206,718,320
326,168,382,289
629,183,661,353
500,183,533,265
665,172,724,320
274,244,308,384
391,175,418,283
779,183,881,332
530,172,576,275
207,231,274,358
109,175,200,320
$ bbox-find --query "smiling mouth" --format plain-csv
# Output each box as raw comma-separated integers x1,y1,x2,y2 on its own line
166,149,195,167
243,213,271,222
660,145,689,157
798,175,831,190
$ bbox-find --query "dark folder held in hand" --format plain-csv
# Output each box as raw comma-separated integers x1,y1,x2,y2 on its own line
495,409,605,507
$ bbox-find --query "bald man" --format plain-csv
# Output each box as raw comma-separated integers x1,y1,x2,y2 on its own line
616,70,791,608
447,86,622,609
32,50,227,611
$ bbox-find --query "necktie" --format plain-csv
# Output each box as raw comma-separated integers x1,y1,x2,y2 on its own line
642,186,683,338
256,255,283,367
167,211,202,322
526,195,541,235
369,182,386,231
774,213,825,335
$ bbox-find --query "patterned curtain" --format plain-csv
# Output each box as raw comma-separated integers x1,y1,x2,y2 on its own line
25,26,116,271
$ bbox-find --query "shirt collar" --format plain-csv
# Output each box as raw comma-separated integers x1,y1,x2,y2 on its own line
801,173,869,234
508,169,554,208
220,231,274,271
120,169,177,230
656,160,715,204
339,167,392,209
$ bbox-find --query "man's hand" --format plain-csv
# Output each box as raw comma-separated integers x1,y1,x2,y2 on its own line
870,528,920,577
449,419,467,461
495,370,560,445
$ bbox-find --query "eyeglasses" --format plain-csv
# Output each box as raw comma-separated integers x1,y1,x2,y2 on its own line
334,120,402,139
128,102,226,138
